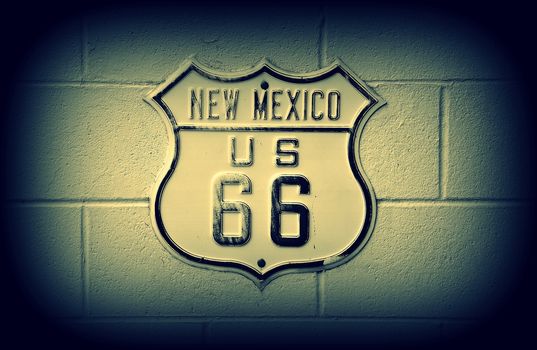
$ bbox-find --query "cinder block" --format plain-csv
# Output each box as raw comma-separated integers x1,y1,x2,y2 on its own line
207,319,442,345
7,85,167,199
325,8,512,80
6,206,82,317
361,84,439,199
87,207,317,316
86,7,320,82
324,205,528,318
18,19,82,82
446,83,529,198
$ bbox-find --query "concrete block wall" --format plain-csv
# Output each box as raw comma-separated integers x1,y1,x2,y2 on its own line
3,5,534,347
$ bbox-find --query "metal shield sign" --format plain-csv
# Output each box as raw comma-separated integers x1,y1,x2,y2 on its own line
145,58,384,287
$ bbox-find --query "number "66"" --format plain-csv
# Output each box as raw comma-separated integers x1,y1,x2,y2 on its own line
212,173,310,247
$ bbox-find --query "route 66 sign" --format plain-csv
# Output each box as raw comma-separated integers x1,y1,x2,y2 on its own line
145,58,384,288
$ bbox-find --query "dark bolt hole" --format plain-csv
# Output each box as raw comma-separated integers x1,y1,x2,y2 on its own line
260,81,269,90
257,259,266,268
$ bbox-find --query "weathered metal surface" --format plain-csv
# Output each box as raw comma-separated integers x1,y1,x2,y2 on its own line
145,58,384,288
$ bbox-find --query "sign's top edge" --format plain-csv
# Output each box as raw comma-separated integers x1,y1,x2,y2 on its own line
144,56,386,107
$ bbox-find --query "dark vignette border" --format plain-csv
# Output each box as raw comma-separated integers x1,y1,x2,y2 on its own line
2,2,535,347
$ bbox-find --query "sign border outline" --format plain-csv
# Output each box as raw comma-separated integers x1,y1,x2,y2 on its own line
144,57,386,289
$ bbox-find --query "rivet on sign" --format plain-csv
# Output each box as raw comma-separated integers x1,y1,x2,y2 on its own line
260,81,269,90
257,259,266,268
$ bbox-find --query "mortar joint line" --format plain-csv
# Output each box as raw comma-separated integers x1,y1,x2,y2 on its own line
81,17,88,83
81,206,90,316
438,86,444,199
377,198,531,207
440,86,450,198
318,7,327,68
63,315,478,322
18,81,157,88
316,271,325,317
6,198,150,206
18,79,511,88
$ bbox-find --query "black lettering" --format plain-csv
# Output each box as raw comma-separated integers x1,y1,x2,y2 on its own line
276,139,299,167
